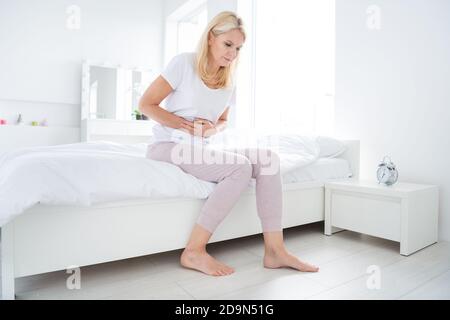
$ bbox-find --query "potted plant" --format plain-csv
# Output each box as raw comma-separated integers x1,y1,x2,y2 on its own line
132,109,142,120
131,109,148,120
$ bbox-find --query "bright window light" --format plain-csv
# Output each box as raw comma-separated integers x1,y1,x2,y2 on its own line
237,0,335,135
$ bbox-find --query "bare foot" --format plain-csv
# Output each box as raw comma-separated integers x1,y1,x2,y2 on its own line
180,248,235,276
264,249,319,272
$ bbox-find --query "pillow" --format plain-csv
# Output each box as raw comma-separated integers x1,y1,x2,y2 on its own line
316,136,346,158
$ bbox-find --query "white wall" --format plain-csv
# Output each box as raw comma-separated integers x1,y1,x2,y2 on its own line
0,0,164,127
164,0,238,18
207,0,237,20
335,0,450,240
164,0,191,17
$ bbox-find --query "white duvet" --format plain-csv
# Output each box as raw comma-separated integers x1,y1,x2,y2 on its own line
0,134,320,226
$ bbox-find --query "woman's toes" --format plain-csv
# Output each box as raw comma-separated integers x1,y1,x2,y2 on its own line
302,262,319,272
290,256,319,272
180,249,234,276
264,250,319,273
225,266,235,274
220,267,232,275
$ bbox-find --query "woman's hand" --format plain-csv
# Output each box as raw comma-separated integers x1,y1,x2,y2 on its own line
179,117,217,138
179,118,195,134
195,118,217,138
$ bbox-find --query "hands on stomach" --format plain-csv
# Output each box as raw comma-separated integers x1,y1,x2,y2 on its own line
179,117,216,138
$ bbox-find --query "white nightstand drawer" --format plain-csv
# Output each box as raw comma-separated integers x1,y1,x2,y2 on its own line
331,191,401,242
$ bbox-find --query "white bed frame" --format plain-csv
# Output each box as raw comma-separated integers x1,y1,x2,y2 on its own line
1,139,359,299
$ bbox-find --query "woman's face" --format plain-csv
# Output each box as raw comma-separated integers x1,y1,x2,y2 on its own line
208,29,245,68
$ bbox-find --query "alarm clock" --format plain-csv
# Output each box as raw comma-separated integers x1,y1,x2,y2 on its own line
376,156,399,186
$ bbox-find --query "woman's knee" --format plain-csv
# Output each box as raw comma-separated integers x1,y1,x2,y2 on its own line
263,148,280,162
229,157,253,181
256,148,281,176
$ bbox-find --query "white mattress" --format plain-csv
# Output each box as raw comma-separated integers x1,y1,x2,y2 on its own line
282,157,352,184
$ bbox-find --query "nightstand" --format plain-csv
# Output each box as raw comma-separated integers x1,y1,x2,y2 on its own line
324,180,439,256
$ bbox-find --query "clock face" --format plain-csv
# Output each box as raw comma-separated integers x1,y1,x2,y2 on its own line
390,169,399,184
377,166,391,184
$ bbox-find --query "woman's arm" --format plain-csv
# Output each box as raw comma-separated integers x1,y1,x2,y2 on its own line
139,76,194,131
214,107,229,133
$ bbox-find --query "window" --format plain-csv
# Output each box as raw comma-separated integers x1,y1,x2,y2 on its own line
237,0,335,135
177,7,207,54
165,0,207,65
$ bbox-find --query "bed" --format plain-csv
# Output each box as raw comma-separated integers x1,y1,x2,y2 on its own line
0,134,359,300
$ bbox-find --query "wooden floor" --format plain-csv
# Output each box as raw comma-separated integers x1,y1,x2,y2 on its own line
4,222,450,300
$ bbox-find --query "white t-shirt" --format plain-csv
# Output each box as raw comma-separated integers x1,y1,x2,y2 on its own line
152,52,236,145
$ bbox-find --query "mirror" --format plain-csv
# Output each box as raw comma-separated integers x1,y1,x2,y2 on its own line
81,63,156,121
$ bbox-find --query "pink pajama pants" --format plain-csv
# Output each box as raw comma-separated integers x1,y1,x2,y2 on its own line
146,141,283,233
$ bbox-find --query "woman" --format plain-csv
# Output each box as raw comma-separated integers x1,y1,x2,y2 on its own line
139,11,319,276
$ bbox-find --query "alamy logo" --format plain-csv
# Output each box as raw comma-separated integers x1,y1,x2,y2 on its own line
366,265,381,290
167,126,282,176
169,143,280,176
66,265,81,290
366,5,381,30
66,5,81,30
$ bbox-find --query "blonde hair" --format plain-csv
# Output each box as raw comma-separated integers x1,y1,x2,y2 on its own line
195,11,246,89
